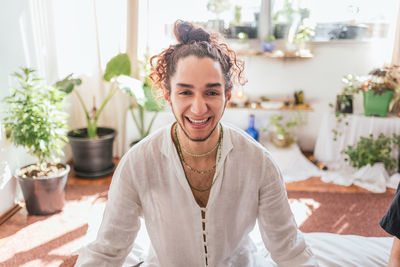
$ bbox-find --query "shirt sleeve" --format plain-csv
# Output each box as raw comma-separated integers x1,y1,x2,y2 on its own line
380,183,400,239
257,153,319,267
75,153,143,267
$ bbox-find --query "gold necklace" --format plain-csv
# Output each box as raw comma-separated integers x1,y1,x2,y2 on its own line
175,124,222,174
175,123,223,192
181,137,219,157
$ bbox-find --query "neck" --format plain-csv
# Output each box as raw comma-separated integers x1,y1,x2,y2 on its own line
175,123,221,157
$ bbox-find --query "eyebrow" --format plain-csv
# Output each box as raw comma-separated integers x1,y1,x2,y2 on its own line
176,83,194,88
175,82,222,88
206,83,222,88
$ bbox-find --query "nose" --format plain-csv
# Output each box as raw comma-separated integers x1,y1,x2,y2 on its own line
190,95,208,115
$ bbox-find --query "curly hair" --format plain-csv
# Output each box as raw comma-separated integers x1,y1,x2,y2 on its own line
149,20,246,98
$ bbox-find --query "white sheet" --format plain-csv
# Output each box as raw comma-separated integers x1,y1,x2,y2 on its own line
314,113,400,193
75,198,393,267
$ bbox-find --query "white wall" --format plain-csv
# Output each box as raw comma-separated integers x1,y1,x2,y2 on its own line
0,1,39,217
238,39,394,151
126,40,395,152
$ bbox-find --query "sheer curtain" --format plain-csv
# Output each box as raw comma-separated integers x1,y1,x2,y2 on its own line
47,0,138,158
392,3,400,65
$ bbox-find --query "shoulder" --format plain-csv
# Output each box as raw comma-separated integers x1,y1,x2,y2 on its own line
222,122,278,168
222,122,270,156
380,186,400,238
122,124,171,166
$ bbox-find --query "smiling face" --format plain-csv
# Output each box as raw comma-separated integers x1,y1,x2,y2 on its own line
164,55,231,142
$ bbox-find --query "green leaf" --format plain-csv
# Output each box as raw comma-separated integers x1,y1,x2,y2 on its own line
54,74,82,94
143,85,164,112
103,53,131,81
1,68,69,164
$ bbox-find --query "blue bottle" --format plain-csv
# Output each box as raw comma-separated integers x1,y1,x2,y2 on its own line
245,114,259,141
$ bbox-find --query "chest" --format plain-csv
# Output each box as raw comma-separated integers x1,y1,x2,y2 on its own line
184,170,215,208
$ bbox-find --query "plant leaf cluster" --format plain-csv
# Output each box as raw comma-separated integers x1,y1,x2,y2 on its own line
362,64,400,95
2,68,69,165
56,53,136,139
265,112,307,137
125,51,165,140
342,133,398,171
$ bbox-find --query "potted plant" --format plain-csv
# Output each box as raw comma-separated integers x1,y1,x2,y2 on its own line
2,68,70,215
336,74,361,114
261,35,276,52
265,112,307,147
392,133,400,173
206,0,230,34
272,0,310,40
124,52,165,146
361,65,400,117
329,74,362,141
293,19,315,49
56,53,141,178
342,133,397,171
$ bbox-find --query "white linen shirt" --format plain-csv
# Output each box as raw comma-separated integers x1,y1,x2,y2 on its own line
76,122,318,267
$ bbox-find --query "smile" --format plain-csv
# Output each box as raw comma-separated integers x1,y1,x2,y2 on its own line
186,117,211,126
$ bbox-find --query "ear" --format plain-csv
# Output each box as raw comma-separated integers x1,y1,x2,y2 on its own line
226,88,232,102
163,88,171,104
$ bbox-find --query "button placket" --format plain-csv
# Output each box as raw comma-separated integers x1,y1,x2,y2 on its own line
201,208,209,266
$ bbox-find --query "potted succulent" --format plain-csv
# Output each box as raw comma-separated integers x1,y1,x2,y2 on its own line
360,65,400,117
56,53,142,178
2,68,70,215
261,35,276,52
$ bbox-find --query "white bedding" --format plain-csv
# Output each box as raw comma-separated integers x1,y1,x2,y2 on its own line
77,214,393,267
249,225,392,267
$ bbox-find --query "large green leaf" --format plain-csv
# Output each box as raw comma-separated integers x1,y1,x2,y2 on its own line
143,85,164,111
116,75,146,106
54,74,82,94
103,53,131,81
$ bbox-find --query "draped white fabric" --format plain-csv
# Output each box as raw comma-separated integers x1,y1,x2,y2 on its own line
314,113,400,192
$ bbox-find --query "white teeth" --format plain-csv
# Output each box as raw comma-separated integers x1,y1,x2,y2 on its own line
188,117,208,124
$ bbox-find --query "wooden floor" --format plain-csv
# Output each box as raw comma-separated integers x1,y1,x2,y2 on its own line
67,158,396,194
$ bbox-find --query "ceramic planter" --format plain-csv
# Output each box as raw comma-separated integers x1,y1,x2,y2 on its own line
270,131,295,148
261,42,275,52
68,127,116,178
363,90,394,117
16,163,70,215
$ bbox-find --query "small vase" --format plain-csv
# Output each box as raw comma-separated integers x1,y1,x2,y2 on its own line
245,114,259,141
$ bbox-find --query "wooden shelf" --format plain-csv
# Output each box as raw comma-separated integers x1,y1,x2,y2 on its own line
228,103,313,111
237,49,313,59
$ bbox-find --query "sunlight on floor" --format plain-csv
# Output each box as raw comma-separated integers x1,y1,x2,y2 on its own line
289,198,321,226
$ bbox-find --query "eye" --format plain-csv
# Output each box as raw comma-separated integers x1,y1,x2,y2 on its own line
179,91,192,96
206,90,220,96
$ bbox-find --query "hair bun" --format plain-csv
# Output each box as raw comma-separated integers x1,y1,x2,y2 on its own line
174,20,211,44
